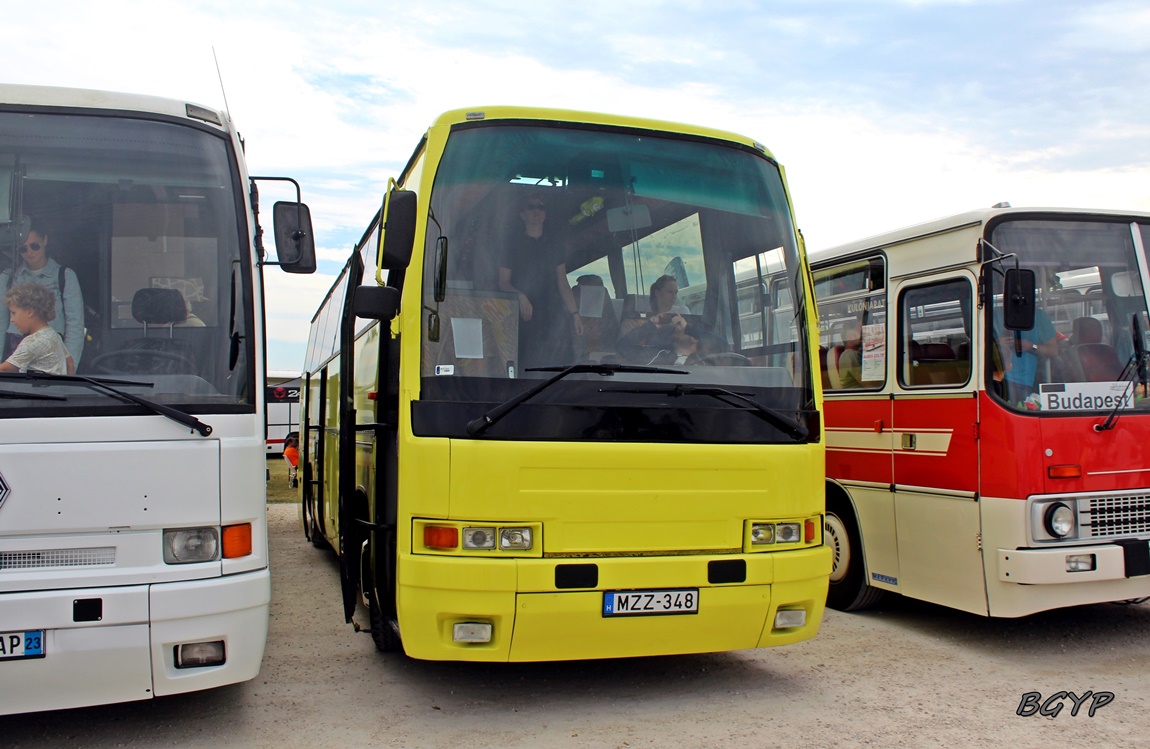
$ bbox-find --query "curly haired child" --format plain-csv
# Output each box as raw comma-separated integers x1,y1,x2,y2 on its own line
1,281,73,374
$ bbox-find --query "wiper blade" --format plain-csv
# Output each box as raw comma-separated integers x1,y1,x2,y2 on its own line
466,363,687,437
0,387,67,401
604,384,809,440
0,370,213,436
1096,315,1148,432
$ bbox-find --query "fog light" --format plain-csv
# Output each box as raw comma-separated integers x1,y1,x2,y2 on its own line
453,622,492,643
463,527,497,550
175,640,226,668
163,527,220,564
774,609,807,629
777,523,802,544
751,523,775,545
500,527,532,550
1066,554,1096,572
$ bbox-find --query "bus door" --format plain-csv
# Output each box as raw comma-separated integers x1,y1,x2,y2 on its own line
891,273,987,614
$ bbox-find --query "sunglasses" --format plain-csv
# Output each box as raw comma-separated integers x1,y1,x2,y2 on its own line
18,242,43,254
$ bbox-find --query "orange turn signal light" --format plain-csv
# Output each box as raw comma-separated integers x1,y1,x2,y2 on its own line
805,519,817,544
1048,464,1082,479
424,525,459,549
222,523,253,558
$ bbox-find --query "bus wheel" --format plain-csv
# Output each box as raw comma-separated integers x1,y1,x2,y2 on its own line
304,497,328,549
367,592,403,652
825,501,884,612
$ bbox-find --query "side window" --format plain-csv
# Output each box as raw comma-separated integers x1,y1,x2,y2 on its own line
898,279,972,388
814,256,887,391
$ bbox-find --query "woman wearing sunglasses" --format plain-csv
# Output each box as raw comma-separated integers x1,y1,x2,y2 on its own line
0,218,84,374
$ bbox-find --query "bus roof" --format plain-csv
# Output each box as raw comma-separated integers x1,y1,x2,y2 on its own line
0,83,229,130
429,106,776,160
810,205,1150,265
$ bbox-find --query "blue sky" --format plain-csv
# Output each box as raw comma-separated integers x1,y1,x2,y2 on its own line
5,0,1150,371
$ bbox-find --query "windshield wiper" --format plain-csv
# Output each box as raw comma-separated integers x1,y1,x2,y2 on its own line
0,388,66,401
0,370,213,436
466,363,688,437
1096,315,1147,432
603,384,810,441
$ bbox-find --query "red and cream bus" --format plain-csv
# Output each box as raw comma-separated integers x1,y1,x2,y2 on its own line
813,206,1150,617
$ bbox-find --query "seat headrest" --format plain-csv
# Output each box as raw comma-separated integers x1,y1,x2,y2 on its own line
133,288,188,325
1072,317,1103,344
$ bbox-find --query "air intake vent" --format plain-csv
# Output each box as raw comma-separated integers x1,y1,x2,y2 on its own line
0,547,116,571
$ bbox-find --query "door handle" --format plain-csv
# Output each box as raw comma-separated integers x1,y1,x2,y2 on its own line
901,433,917,450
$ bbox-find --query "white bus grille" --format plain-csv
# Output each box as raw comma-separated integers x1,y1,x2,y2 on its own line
1081,495,1150,538
0,547,116,570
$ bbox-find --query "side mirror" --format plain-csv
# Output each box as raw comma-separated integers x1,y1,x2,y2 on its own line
354,285,401,321
273,201,317,274
1003,268,1036,331
378,190,417,270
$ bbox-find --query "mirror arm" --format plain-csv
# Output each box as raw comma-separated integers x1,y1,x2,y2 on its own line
252,176,307,267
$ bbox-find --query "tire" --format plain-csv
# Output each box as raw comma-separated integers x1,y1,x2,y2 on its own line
367,589,403,652
303,495,328,550
825,498,884,611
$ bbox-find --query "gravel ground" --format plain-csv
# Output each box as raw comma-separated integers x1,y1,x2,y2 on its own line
3,463,1149,748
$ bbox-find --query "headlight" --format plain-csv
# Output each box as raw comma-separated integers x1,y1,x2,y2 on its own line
751,523,775,544
500,527,533,550
463,527,497,550
1044,503,1075,538
163,527,220,564
776,523,802,544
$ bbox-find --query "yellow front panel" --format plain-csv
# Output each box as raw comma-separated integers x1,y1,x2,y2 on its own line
396,546,829,662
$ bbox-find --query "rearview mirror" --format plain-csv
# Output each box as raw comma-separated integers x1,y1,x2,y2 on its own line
273,202,317,274
1003,268,1036,331
354,285,401,321
378,189,417,270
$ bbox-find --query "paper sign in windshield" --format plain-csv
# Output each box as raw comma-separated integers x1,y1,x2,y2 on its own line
1039,381,1134,412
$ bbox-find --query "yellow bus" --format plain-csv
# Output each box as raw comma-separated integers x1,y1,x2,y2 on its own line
300,107,829,661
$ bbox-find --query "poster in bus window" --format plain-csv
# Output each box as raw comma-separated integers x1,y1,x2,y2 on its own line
861,323,885,381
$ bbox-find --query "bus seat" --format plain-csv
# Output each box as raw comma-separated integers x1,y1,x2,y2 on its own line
572,275,619,361
1076,343,1122,382
1067,318,1121,381
101,288,199,375
1071,316,1103,345
825,345,844,389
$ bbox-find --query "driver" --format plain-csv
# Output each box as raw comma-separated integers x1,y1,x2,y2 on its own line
617,312,725,366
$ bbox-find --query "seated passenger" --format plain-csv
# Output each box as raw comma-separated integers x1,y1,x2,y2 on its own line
0,281,71,375
835,320,864,389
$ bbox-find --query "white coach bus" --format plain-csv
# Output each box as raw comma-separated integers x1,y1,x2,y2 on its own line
0,84,315,714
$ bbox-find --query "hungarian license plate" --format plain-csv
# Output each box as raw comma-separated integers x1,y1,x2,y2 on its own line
0,630,44,661
602,589,699,617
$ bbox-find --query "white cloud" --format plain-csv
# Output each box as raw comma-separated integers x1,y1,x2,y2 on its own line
5,0,1150,371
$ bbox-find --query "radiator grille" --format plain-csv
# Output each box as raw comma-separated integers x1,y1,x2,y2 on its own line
1081,495,1150,538
0,547,116,570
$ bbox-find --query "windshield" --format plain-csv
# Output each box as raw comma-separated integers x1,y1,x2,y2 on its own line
987,217,1150,414
0,108,253,416
416,122,812,443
